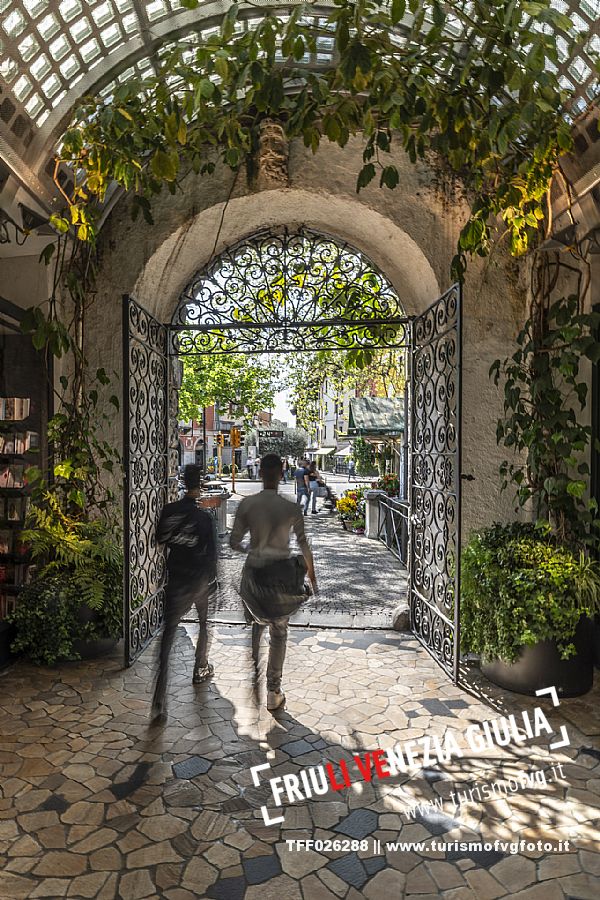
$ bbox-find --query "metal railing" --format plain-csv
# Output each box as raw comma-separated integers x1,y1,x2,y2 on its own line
376,496,409,566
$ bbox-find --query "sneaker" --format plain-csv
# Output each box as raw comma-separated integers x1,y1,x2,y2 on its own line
267,690,286,711
311,510,318,514
193,662,214,684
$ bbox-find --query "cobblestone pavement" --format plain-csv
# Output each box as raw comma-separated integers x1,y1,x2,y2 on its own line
1,624,599,899
200,492,407,630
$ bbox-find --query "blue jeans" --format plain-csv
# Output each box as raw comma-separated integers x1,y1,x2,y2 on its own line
296,486,309,512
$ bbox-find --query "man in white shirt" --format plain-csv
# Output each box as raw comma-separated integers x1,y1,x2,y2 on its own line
230,453,317,710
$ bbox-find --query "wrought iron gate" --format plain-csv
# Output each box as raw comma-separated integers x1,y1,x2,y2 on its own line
409,285,462,681
122,296,170,666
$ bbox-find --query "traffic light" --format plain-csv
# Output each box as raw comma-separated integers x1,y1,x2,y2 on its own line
230,427,240,448
216,432,224,447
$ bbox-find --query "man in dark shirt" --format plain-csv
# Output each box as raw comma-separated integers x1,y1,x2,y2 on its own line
294,457,310,516
151,464,217,723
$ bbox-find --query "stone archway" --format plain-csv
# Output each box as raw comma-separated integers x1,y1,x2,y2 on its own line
123,222,462,682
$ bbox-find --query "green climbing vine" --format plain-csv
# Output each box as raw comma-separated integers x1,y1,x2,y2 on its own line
51,0,577,278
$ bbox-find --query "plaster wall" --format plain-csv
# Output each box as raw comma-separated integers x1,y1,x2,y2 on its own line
89,137,528,539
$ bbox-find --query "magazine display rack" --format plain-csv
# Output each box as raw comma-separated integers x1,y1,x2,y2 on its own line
0,398,37,663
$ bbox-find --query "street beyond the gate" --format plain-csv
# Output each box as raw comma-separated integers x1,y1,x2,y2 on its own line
198,475,408,630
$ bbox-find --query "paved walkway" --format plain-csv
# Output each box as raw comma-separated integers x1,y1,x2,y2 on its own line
199,493,407,630
0,624,598,899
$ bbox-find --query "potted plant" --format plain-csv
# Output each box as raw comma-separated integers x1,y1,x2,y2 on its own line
462,295,600,696
377,473,399,497
461,522,600,696
9,491,122,665
336,488,366,531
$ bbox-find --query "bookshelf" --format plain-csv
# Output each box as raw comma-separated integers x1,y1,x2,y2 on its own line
0,401,38,659
0,301,49,665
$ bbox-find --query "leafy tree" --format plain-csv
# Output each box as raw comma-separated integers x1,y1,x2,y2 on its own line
286,349,405,435
247,426,308,459
353,437,377,475
179,352,282,422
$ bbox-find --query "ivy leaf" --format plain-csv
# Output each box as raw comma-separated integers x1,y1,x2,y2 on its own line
179,0,199,7
380,166,399,189
391,0,406,24
150,149,179,182
356,163,376,192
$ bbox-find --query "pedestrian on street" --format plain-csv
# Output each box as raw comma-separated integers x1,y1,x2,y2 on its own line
308,461,320,514
230,454,317,711
151,464,217,724
294,457,310,515
282,458,289,483
246,458,254,479
348,458,356,481
253,456,261,480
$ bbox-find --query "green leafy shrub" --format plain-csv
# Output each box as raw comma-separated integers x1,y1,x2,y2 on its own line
10,575,121,666
9,491,122,665
461,522,600,663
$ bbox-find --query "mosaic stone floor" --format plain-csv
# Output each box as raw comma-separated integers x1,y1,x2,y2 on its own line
201,500,408,629
0,624,599,900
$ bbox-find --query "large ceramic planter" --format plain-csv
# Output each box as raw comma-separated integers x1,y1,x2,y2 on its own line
481,617,594,697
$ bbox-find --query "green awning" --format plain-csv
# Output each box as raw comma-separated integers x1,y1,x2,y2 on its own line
347,398,404,437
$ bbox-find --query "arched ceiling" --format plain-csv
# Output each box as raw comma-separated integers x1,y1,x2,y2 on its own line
1,1,600,244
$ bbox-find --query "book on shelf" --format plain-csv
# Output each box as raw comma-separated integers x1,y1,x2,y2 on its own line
0,398,30,421
1,496,28,522
0,463,26,489
0,432,39,454
0,530,12,554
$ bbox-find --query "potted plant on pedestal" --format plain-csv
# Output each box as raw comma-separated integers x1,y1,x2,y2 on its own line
461,294,600,696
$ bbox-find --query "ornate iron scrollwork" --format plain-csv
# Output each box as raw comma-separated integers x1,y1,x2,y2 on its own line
409,285,462,681
123,297,170,666
171,227,409,353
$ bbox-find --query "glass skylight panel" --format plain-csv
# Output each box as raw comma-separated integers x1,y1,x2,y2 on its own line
49,33,71,59
18,34,40,62
115,0,134,12
123,14,137,33
30,53,51,79
13,73,33,100
101,23,121,48
59,0,82,23
0,56,17,82
581,0,600,18
556,35,569,63
51,87,67,107
37,13,60,40
25,92,44,117
23,0,49,18
3,9,27,38
146,0,167,22
80,37,100,63
41,71,61,97
92,2,113,28
59,54,79,79
569,57,592,82
70,17,92,44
